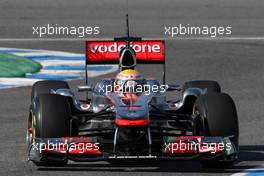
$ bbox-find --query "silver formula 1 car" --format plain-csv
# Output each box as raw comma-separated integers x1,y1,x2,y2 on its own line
27,17,239,167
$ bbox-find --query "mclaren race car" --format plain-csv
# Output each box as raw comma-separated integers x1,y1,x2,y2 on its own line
26,19,239,167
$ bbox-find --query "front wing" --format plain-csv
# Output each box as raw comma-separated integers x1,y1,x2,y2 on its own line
28,136,238,163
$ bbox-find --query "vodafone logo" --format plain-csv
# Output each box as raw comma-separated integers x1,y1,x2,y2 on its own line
90,42,161,53
86,40,165,63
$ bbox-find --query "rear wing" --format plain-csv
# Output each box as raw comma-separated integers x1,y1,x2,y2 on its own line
82,15,167,100
84,39,166,88
85,40,165,64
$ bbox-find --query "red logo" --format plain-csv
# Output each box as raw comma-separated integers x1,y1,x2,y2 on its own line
86,40,165,64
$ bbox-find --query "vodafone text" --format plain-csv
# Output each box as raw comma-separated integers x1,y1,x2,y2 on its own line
90,42,161,53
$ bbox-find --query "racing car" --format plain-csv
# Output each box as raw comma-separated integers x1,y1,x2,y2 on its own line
26,17,239,167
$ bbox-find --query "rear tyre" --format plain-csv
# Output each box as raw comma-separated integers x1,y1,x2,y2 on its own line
31,80,69,101
183,80,221,93
194,93,239,167
29,94,71,166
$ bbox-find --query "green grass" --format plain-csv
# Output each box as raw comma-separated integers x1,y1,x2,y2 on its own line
0,53,42,77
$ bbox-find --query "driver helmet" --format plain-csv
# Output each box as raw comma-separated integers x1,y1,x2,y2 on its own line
114,69,145,94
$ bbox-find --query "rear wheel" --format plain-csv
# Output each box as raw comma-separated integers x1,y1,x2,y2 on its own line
28,94,71,166
183,80,221,93
194,93,239,167
31,80,69,101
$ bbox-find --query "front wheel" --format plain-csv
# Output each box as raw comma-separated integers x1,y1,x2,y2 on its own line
31,80,69,101
27,94,71,166
194,93,239,167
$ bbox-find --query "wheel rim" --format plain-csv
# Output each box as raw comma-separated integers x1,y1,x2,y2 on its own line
26,114,34,150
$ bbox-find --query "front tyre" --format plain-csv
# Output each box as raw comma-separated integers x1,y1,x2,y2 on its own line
194,93,239,167
28,94,71,166
31,80,69,101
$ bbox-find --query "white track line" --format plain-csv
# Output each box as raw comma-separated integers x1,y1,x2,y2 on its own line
35,67,117,76
164,37,264,41
37,60,85,67
0,37,264,41
11,51,83,57
231,165,264,176
0,78,41,87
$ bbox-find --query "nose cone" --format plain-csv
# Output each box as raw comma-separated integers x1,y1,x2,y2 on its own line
119,48,137,70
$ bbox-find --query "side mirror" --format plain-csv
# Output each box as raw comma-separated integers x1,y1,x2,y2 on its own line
51,88,75,98
77,85,93,92
166,84,182,91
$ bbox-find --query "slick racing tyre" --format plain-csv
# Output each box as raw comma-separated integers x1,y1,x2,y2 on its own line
183,80,221,93
31,80,69,101
193,93,239,167
28,94,71,166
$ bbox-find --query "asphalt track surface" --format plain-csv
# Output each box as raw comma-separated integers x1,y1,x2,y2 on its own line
0,0,264,175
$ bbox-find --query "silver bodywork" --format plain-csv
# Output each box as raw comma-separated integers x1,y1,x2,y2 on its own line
52,79,207,113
